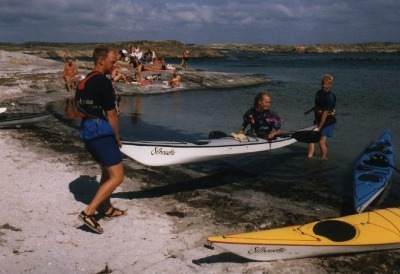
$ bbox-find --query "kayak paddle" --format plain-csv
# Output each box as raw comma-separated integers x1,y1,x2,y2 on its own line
277,130,321,143
209,130,321,143
304,107,314,115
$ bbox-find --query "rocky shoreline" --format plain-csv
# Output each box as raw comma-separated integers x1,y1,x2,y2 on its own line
0,49,268,108
1,41,399,61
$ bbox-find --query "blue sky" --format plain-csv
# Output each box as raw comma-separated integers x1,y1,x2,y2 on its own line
1,0,400,45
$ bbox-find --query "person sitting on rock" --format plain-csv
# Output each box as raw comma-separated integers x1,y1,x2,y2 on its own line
111,65,131,84
145,48,157,63
119,49,129,62
168,70,181,87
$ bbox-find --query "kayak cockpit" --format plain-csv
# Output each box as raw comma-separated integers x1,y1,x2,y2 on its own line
313,220,357,242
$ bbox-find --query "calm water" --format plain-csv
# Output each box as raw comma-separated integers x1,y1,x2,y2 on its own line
66,52,400,213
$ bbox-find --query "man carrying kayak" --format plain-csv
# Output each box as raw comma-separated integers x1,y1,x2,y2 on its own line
239,92,282,139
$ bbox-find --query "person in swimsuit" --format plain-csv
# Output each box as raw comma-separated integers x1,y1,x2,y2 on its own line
168,70,181,87
63,57,78,92
180,48,189,70
111,63,131,84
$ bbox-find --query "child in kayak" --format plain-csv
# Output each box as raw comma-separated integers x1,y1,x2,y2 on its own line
239,92,282,139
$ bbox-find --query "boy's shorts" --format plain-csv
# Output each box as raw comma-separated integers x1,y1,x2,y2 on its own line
321,124,335,137
84,135,122,167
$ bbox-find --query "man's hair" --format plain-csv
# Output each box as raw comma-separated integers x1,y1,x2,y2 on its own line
92,46,112,64
321,74,333,83
253,92,270,108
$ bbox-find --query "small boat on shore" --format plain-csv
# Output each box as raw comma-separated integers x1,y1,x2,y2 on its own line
354,128,394,213
121,126,318,166
0,112,52,127
207,207,400,261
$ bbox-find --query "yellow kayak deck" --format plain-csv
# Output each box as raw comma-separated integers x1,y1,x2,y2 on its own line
208,208,400,246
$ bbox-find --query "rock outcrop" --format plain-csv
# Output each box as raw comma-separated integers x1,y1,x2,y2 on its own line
0,49,268,105
203,42,400,54
1,41,399,62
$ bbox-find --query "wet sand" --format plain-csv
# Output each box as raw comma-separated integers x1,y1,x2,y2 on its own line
1,50,399,273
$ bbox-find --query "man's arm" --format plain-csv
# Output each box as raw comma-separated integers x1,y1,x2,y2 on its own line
317,110,329,130
267,128,282,139
106,109,122,147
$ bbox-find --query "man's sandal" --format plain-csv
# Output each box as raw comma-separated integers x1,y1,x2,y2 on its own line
78,211,104,234
104,207,126,221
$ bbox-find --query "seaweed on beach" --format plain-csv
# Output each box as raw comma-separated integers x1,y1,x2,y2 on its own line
0,223,22,232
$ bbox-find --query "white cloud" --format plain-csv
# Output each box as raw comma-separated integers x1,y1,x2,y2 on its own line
0,0,399,44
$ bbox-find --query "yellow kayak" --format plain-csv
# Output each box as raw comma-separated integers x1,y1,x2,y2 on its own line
207,208,400,261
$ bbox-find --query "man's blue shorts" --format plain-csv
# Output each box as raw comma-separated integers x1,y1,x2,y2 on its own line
84,135,122,167
321,124,335,137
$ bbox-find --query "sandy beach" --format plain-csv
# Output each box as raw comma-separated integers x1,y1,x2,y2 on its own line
0,127,326,272
1,49,399,273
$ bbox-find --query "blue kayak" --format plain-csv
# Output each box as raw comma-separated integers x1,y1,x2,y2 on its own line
354,129,394,213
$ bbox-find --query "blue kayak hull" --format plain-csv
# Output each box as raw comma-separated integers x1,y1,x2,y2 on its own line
354,129,394,213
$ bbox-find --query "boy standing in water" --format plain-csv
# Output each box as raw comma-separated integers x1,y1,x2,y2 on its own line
308,74,336,160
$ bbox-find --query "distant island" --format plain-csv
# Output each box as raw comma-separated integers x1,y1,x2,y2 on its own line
0,40,399,60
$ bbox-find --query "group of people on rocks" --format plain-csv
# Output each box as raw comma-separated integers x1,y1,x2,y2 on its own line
118,45,186,85
117,45,184,86
62,45,189,90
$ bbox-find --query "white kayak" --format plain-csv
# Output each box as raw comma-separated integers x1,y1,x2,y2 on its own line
0,112,51,127
121,126,317,166
0,107,6,114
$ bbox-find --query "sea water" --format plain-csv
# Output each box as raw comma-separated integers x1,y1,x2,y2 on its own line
118,52,400,213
